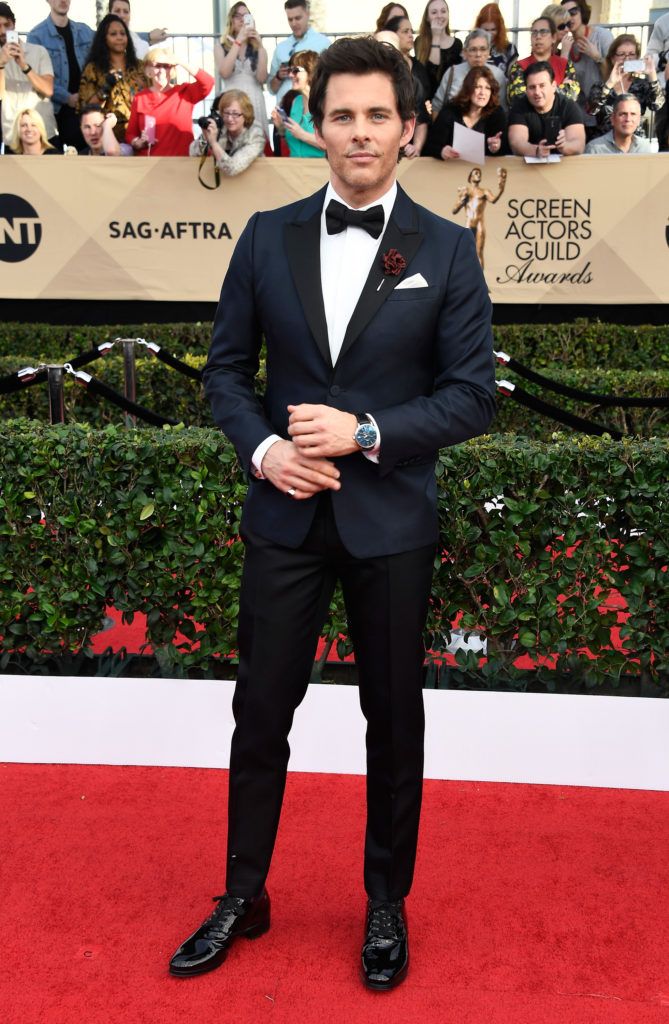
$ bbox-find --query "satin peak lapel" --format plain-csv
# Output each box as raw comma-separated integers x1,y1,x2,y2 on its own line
338,196,424,364
284,210,332,370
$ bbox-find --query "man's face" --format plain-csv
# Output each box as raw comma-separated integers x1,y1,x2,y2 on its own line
286,4,308,39
465,37,490,68
48,0,71,18
314,70,414,206
81,112,104,149
470,167,481,184
612,99,640,139
0,14,15,45
110,0,131,27
526,70,556,112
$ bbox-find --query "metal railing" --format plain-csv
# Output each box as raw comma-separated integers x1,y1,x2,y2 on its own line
164,22,656,128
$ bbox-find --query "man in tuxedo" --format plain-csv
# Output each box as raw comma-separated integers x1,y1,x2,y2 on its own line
169,35,495,991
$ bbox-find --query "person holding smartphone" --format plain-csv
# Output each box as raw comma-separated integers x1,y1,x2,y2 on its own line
589,35,663,137
214,3,269,139
508,60,585,157
269,49,325,157
559,0,612,138
0,2,57,148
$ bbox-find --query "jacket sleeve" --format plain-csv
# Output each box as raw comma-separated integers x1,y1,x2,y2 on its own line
202,214,278,471
217,125,266,176
371,228,496,475
181,69,215,104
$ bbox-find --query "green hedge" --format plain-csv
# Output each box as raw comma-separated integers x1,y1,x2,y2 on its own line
1,422,668,690
495,368,669,439
2,320,669,368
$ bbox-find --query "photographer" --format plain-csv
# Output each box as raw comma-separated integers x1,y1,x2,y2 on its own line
78,13,148,143
589,36,663,136
190,90,264,175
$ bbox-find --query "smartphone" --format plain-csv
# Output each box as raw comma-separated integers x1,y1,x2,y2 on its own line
277,107,289,122
623,59,645,73
144,114,156,145
6,29,19,44
243,13,254,28
543,115,560,146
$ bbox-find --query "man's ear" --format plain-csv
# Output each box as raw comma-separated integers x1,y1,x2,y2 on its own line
400,116,416,148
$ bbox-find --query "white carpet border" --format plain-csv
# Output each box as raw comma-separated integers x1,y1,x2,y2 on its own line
1,675,668,790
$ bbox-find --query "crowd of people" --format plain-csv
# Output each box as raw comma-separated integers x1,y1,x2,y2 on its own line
1,0,667,168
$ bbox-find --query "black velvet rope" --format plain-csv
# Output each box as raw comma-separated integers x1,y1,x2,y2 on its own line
500,354,669,409
498,383,623,440
151,347,203,381
81,376,181,427
0,367,47,395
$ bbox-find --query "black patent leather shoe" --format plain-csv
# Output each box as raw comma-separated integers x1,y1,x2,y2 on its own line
169,890,270,977
361,898,408,991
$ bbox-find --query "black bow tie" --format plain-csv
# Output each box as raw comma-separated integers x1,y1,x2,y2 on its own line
325,199,385,240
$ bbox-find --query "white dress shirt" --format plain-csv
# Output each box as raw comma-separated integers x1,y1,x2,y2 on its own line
252,182,396,475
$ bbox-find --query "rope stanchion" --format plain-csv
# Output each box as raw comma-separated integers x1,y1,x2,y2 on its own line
495,351,669,409
65,365,181,427
496,380,624,440
110,337,203,381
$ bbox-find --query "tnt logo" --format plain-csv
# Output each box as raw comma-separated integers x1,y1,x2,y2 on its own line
0,194,42,262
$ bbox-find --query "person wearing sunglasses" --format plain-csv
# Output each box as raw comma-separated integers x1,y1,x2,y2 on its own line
125,47,214,155
270,49,325,156
507,16,579,103
540,4,571,52
589,35,663,137
190,89,265,175
559,0,612,137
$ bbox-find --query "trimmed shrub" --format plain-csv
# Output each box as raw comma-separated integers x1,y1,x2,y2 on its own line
1,423,668,690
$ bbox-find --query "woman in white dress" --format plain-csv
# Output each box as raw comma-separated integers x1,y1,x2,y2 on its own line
214,3,269,138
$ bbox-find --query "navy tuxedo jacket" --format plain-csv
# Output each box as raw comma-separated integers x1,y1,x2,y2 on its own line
204,183,496,558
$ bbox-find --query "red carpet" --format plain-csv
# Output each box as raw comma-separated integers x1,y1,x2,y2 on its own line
2,765,669,1023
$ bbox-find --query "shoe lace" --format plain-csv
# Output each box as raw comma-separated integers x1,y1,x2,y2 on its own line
366,900,404,944
202,894,246,941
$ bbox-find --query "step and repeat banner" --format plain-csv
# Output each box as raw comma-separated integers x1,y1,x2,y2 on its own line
1,155,667,304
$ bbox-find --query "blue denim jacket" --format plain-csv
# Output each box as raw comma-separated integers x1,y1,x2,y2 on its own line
27,16,95,111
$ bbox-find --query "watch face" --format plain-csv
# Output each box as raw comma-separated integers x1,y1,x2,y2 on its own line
355,422,377,450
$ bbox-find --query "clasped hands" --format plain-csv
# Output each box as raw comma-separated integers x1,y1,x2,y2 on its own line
261,404,359,500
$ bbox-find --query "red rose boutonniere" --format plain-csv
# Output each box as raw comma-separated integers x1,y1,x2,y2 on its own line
382,248,407,276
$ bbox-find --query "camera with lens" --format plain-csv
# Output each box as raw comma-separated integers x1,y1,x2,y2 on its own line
197,110,223,135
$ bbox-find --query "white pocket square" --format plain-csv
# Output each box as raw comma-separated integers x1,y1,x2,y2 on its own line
395,273,428,289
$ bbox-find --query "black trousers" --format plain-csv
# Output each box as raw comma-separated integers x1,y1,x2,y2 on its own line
226,493,435,901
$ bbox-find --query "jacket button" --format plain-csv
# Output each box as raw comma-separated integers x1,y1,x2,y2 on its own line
329,385,341,396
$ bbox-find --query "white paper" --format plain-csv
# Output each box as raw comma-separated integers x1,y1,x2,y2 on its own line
524,154,561,163
452,122,486,165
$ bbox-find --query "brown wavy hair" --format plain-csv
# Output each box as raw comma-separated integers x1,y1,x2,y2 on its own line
602,33,640,81
309,35,415,131
375,3,408,31
452,65,500,117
